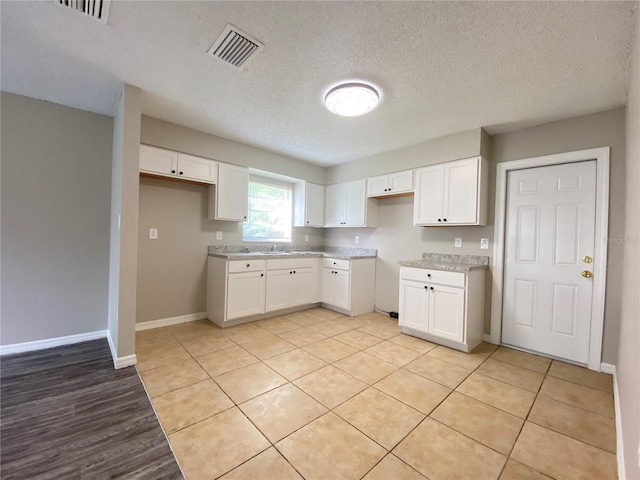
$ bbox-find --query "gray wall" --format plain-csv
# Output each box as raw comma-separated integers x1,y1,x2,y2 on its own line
325,108,626,364
136,120,325,324
618,8,639,478
1,92,113,345
108,85,142,359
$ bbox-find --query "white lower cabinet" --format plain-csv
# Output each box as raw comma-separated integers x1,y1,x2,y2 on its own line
227,271,266,320
265,258,319,312
398,266,485,352
321,257,376,316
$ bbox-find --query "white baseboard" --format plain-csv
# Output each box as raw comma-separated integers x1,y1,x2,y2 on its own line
600,362,616,375
0,330,107,356
607,364,626,480
107,330,138,370
135,312,207,331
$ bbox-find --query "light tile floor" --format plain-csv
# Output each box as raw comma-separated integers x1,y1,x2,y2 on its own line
136,308,617,480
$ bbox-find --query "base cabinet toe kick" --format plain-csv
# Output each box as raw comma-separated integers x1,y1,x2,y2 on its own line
398,266,485,352
206,256,376,327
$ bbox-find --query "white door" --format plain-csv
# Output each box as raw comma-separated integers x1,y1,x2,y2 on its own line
265,270,291,312
139,145,178,176
443,158,479,224
413,165,444,225
399,280,429,332
325,183,346,226
305,183,325,227
178,153,218,184
291,268,316,306
333,270,350,309
227,272,265,320
321,268,335,304
502,161,596,364
367,175,390,196
216,163,248,221
429,285,465,342
345,180,366,226
389,171,413,194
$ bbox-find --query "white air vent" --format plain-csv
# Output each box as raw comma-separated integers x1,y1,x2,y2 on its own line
207,24,264,69
56,0,110,22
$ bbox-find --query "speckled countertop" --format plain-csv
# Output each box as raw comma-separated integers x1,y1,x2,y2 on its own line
208,245,377,260
398,253,489,272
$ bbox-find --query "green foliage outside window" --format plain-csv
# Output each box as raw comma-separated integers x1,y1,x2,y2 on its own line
243,181,292,242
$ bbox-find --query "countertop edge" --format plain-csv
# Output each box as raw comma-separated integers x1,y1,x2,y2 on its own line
398,260,488,272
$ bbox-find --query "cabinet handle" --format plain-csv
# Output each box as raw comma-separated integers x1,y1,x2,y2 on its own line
306,221,310,224
430,286,434,290
290,271,293,274
438,219,442,222
171,170,176,174
243,216,247,219
246,264,250,268
443,218,447,222
179,171,184,175
424,285,428,289
427,273,431,278
260,273,264,277
389,188,392,191
293,270,296,274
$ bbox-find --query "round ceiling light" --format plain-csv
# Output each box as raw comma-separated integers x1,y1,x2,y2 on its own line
324,82,380,117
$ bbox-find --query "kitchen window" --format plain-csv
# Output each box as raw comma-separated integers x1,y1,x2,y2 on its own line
243,179,292,242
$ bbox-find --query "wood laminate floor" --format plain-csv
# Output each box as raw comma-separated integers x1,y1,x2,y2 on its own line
1,339,183,480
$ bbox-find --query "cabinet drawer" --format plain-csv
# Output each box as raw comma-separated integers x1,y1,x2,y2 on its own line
322,258,350,271
400,267,465,287
229,260,266,273
266,258,318,270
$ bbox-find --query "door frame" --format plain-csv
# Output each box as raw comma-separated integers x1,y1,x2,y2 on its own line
490,147,610,371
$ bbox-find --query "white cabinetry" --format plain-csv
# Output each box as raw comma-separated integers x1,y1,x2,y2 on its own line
398,266,485,352
324,180,377,227
413,156,488,226
321,257,376,316
367,170,414,197
294,182,325,227
209,163,249,221
265,258,319,312
225,261,266,320
140,145,218,184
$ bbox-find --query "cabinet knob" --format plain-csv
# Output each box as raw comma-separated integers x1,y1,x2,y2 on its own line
246,264,250,268
438,219,442,222
290,271,293,274
306,221,310,224
443,218,447,222
261,273,264,277
427,273,431,278
293,270,296,274
424,285,428,289
171,170,176,174
179,171,184,175
389,188,392,191
430,286,434,290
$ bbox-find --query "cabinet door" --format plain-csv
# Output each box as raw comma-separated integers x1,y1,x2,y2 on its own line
290,267,317,306
367,175,390,197
413,165,444,225
227,271,265,320
139,145,178,177
325,183,346,227
399,280,429,332
428,285,465,342
389,171,414,193
443,158,479,224
178,153,218,184
321,268,335,304
345,180,366,226
333,270,351,310
305,183,325,227
265,269,292,312
216,163,248,221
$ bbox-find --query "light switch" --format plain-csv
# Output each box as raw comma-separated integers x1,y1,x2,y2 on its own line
481,238,489,249
355,235,360,244
216,231,223,240
304,234,309,242
454,237,462,248
149,228,158,240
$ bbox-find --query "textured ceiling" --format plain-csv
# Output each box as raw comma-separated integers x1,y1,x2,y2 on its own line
1,1,635,166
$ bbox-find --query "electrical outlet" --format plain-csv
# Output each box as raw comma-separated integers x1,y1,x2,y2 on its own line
355,235,360,244
149,228,158,239
304,234,309,242
480,238,489,249
216,231,223,240
454,237,462,248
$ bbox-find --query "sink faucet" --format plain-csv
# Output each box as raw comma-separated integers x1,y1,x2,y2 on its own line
271,243,278,252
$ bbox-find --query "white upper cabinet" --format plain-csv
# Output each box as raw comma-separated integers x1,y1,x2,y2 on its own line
324,179,377,227
209,163,249,221
293,182,325,227
367,170,414,197
413,156,488,226
139,145,218,184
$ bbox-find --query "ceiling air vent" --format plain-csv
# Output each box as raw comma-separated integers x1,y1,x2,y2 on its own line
55,0,110,22
207,24,264,69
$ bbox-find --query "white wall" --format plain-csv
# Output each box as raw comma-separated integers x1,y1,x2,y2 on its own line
617,7,639,479
325,108,626,364
1,92,113,345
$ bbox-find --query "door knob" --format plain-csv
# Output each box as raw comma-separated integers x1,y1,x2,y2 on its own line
582,256,593,264
582,270,593,278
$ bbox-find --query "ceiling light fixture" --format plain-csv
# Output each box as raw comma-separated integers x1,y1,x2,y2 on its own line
324,82,380,117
